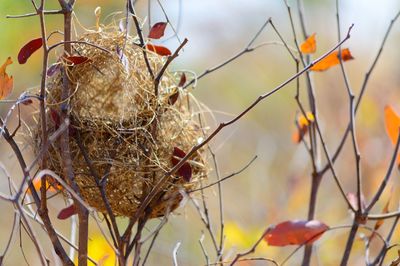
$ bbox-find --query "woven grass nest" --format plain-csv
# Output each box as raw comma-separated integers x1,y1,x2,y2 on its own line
35,29,208,218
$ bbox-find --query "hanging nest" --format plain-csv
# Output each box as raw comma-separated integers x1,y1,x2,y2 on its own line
33,29,208,218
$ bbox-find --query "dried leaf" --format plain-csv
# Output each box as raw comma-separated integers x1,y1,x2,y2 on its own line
300,33,316,54
146,43,172,56
31,176,61,194
385,106,400,144
292,112,314,143
148,22,168,39
384,106,400,165
57,205,77,220
310,48,354,71
264,220,329,246
178,73,186,87
21,99,33,105
64,56,90,65
0,57,14,100
168,90,179,106
171,147,192,182
18,38,43,64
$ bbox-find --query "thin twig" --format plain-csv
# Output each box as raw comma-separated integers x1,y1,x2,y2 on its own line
133,25,354,227
184,18,272,89
128,0,155,79
366,131,400,212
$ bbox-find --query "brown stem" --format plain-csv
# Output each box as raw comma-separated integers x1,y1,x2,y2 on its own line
340,221,359,266
132,25,354,229
128,0,154,79
57,2,89,265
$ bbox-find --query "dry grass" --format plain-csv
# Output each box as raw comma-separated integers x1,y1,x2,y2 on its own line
33,29,208,218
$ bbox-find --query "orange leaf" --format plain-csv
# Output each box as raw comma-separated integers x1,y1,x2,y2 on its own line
310,48,354,71
300,33,316,54
146,43,172,56
0,57,13,100
292,112,314,143
18,38,43,64
30,176,62,194
264,220,329,246
384,106,400,165
385,106,400,144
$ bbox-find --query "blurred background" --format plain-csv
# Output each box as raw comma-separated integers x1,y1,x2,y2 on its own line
1,0,400,265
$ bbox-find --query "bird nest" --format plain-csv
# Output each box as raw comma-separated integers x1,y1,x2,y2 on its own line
33,29,208,218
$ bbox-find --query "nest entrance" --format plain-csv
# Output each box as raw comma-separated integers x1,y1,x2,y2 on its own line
36,30,207,218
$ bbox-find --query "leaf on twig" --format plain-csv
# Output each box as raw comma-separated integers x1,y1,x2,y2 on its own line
168,89,179,106
148,22,168,39
264,220,329,246
171,147,192,182
57,204,77,220
64,56,90,65
0,57,14,100
146,43,172,56
300,33,316,54
18,38,43,64
384,105,400,165
178,73,186,87
292,112,314,143
310,48,354,71
30,176,62,194
21,99,33,105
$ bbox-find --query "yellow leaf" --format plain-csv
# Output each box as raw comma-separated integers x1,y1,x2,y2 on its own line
300,33,316,54
0,57,14,100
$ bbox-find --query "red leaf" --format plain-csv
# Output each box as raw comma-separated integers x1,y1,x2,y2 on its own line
21,99,33,105
50,108,61,129
148,22,168,39
171,147,192,182
18,38,43,64
264,220,329,246
57,204,77,220
146,44,172,56
169,90,179,105
178,73,186,87
65,56,90,65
